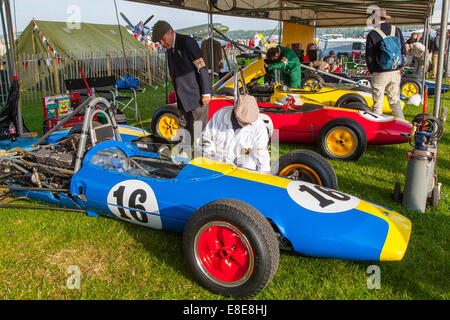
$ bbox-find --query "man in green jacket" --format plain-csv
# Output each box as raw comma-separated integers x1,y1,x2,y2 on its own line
265,46,302,88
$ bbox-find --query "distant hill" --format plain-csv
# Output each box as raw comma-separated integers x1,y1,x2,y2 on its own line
221,25,425,40
223,29,276,40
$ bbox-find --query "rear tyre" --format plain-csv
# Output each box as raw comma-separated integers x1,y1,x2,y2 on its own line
183,199,279,299
151,104,180,141
400,77,422,98
335,93,369,109
318,118,367,161
272,149,338,189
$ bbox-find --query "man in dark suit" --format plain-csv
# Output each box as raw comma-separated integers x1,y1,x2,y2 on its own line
152,20,212,145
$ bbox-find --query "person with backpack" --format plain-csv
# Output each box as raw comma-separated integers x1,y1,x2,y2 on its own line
365,8,406,119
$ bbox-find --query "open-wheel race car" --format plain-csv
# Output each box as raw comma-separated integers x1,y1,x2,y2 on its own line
152,70,412,161
0,96,412,299
214,57,403,113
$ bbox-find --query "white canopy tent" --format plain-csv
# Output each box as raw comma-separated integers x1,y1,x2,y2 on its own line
127,0,436,27
0,0,446,136
126,0,449,117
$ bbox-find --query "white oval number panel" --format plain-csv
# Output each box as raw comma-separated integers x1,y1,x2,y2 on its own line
107,180,162,229
287,181,360,213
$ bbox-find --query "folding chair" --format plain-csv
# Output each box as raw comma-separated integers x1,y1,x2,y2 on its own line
64,76,137,122
113,77,141,121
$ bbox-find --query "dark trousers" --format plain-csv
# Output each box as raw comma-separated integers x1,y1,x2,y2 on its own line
178,104,209,146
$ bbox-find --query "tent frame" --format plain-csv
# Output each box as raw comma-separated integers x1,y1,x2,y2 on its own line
127,0,435,28
0,0,22,135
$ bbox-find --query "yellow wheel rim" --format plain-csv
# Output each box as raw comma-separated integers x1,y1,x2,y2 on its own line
325,127,357,158
279,164,323,185
158,114,179,140
402,82,419,97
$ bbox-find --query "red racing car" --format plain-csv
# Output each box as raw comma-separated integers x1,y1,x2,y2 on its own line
152,95,412,161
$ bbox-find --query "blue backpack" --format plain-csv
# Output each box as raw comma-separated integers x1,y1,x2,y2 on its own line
374,26,402,71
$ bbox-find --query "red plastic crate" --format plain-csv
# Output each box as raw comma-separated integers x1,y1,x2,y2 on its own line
42,92,99,133
44,115,86,132
42,93,81,120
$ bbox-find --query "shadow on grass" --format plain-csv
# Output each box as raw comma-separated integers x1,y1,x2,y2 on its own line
118,220,198,286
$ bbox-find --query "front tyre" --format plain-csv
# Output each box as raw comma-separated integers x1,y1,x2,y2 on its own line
151,104,180,141
318,118,367,161
272,149,338,189
183,199,279,299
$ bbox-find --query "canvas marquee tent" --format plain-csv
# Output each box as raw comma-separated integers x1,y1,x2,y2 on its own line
17,20,146,56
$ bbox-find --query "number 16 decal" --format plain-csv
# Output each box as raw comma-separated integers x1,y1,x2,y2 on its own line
287,181,360,213
107,180,162,229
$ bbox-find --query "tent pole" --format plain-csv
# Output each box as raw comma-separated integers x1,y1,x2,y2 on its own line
0,0,13,81
433,0,449,118
4,0,16,81
208,0,214,83
421,5,431,104
278,1,282,45
2,0,22,135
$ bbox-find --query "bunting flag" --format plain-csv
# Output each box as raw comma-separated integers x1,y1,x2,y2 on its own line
32,19,58,57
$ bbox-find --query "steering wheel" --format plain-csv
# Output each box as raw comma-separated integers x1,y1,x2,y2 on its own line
283,96,296,113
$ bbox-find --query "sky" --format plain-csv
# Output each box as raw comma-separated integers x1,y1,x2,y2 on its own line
6,0,449,33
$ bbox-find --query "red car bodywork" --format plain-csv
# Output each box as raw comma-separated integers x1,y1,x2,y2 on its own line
207,97,412,145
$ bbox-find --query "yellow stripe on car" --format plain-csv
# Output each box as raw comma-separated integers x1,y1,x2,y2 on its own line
355,201,412,261
190,157,290,189
118,126,149,137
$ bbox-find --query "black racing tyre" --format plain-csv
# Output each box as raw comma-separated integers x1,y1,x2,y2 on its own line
341,101,372,112
301,74,324,92
183,199,279,299
400,77,422,98
215,87,235,96
151,104,180,141
272,149,338,190
318,118,367,161
335,93,369,109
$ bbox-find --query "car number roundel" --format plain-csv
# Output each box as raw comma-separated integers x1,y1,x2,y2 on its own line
287,181,360,213
107,179,162,229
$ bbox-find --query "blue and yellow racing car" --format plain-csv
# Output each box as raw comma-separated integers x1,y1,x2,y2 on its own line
0,97,412,299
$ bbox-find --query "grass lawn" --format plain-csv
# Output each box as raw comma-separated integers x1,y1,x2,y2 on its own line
0,85,448,300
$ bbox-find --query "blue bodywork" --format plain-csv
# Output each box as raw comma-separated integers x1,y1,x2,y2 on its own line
13,139,410,262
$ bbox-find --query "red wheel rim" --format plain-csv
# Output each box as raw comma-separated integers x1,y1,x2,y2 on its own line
194,221,254,287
